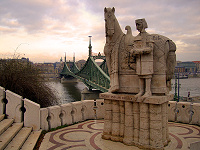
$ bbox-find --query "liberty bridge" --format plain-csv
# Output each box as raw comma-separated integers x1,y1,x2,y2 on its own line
59,36,110,96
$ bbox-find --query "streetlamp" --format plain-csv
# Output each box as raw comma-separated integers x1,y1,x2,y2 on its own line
174,73,181,101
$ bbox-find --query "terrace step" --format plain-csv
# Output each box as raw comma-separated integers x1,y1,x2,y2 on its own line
0,122,23,150
4,127,32,150
0,118,14,135
21,130,42,150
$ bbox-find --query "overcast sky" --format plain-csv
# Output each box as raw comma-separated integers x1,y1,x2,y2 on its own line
0,0,199,63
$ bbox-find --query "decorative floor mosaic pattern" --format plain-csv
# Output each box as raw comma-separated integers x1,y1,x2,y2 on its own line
39,120,200,150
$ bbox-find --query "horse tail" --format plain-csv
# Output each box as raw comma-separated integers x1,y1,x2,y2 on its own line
166,40,176,81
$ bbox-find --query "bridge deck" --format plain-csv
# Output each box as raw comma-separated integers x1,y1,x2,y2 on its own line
39,120,200,150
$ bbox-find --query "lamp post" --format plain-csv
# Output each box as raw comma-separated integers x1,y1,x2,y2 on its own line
13,43,29,59
174,73,181,101
177,73,180,102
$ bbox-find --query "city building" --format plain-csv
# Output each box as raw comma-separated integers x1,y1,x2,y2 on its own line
193,61,200,73
176,61,197,73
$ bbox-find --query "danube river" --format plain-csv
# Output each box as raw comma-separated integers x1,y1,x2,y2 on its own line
47,80,86,105
47,78,200,104
170,78,200,97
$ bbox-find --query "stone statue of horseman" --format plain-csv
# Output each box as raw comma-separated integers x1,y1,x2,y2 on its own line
101,7,176,150
104,7,176,97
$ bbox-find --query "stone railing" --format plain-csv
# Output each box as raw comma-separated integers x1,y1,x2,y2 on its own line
168,101,200,125
1,86,200,131
40,99,104,130
0,86,104,131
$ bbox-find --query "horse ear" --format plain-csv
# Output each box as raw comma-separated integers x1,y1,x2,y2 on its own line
112,7,115,13
104,7,107,13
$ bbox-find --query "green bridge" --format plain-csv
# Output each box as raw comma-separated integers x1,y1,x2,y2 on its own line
60,36,110,93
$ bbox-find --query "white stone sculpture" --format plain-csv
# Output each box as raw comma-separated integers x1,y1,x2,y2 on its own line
130,18,154,99
104,7,135,93
101,7,176,150
104,7,176,96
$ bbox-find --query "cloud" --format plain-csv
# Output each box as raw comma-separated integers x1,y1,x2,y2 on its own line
0,0,200,62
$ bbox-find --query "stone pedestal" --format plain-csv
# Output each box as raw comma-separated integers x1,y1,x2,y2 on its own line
100,93,173,150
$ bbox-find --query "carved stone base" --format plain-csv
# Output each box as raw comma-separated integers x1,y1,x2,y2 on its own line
100,93,173,150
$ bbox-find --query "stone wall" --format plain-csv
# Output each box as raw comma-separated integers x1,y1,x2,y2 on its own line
0,86,105,131
168,101,200,124
40,100,105,130
1,86,200,131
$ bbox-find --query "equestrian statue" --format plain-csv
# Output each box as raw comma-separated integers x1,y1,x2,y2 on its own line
104,7,176,99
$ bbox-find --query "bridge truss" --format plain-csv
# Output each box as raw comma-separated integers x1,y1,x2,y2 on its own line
60,56,110,93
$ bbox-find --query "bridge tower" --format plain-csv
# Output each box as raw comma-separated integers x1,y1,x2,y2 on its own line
88,36,92,57
64,52,66,62
73,53,75,62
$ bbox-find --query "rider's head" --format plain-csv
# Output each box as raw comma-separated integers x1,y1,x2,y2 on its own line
135,18,148,33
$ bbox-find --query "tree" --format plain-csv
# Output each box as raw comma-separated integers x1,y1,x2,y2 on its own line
0,59,58,108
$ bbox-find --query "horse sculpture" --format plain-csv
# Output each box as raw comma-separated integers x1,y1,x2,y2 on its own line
104,7,135,93
104,7,176,95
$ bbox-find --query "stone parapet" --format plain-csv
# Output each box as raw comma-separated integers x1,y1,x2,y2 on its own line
40,108,49,131
0,86,4,115
0,85,105,131
60,103,73,125
47,106,62,129
1,85,200,135
24,98,40,131
6,90,23,122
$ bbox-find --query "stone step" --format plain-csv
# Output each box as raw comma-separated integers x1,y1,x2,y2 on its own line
21,130,42,150
0,118,14,135
0,122,23,150
0,114,4,122
4,127,32,150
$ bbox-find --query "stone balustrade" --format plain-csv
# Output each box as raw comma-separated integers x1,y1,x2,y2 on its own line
0,86,105,131
1,86,200,132
168,101,200,124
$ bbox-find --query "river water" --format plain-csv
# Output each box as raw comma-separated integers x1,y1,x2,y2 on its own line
47,80,86,105
170,78,200,97
47,78,200,104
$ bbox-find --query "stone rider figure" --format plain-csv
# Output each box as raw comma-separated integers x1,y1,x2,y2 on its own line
130,18,154,99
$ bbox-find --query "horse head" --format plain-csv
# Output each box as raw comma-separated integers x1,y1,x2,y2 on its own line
104,7,115,37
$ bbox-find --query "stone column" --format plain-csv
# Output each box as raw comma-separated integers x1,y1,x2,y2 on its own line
162,102,170,145
102,99,112,140
149,104,163,149
119,101,125,142
111,100,120,141
123,101,134,145
133,102,140,144
139,103,149,146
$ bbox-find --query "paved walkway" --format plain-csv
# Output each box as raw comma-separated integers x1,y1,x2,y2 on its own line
39,120,200,150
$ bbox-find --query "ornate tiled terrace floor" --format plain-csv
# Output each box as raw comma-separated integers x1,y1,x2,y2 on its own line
39,120,200,150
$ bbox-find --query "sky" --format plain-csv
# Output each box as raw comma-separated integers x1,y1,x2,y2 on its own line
0,0,200,63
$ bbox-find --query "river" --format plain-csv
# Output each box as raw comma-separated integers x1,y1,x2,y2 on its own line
47,78,200,104
171,78,200,97
47,80,86,105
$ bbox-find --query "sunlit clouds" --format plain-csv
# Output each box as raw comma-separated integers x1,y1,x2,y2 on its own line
0,0,199,62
